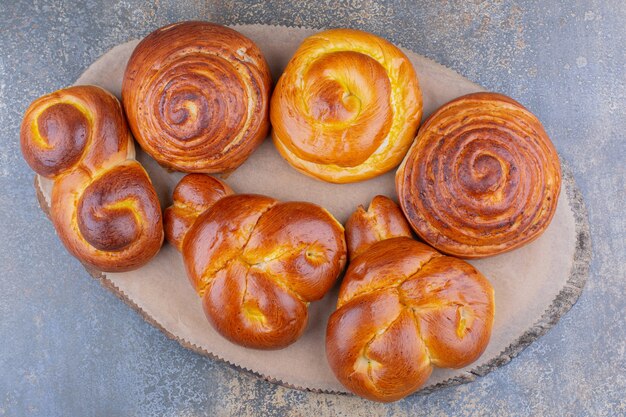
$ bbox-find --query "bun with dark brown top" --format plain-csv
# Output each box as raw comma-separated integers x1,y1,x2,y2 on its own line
326,196,494,402
271,29,422,183
165,174,347,349
20,85,163,272
122,21,272,173
396,92,561,258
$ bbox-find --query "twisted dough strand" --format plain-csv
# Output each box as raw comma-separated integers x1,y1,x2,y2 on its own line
397,92,561,258
21,85,163,272
345,195,413,259
122,22,272,173
271,28,422,183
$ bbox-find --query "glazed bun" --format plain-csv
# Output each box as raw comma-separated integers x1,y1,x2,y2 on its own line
123,21,272,173
21,85,163,272
327,196,494,402
397,92,561,258
165,174,347,349
271,28,422,183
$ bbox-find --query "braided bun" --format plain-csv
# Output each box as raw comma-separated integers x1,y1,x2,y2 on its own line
165,174,347,349
326,196,494,401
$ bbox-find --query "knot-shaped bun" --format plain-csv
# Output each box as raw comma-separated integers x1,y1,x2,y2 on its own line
21,85,163,272
326,196,494,402
165,174,347,349
271,29,422,183
397,92,561,258
122,21,272,173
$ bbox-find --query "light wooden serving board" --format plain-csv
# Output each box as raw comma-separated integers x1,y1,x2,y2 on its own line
34,24,591,395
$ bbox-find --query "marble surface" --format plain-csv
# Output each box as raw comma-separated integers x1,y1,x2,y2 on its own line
0,1,624,416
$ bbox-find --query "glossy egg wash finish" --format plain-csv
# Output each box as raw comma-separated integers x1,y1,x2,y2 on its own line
327,196,494,402
20,85,163,272
165,174,347,349
271,28,422,183
397,92,561,258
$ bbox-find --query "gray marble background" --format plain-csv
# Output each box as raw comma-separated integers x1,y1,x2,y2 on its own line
0,1,624,416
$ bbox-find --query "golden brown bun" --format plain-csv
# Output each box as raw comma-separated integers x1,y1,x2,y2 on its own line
20,85,163,272
165,174,347,349
271,29,422,183
326,196,494,402
396,92,561,258
122,21,272,173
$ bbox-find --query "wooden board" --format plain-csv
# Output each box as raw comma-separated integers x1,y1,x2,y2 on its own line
34,24,591,395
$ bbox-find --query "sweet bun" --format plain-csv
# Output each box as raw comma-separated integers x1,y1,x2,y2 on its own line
271,28,422,183
165,174,347,349
21,85,163,272
326,196,494,402
397,92,561,258
122,21,272,173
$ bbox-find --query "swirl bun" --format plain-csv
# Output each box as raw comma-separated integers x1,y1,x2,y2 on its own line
165,174,347,349
396,92,561,258
21,85,163,272
327,196,494,402
271,29,422,183
122,21,272,173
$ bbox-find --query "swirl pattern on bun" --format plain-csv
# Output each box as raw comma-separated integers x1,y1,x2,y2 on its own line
397,92,561,258
271,28,422,183
21,85,163,271
123,21,272,173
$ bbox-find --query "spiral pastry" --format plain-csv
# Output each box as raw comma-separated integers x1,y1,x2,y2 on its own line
122,21,272,173
396,92,561,258
165,174,347,349
21,85,163,272
271,29,422,183
327,196,494,402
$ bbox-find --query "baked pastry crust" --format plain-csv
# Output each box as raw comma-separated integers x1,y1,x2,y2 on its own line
326,196,494,402
21,85,163,272
345,195,413,259
396,92,561,258
271,28,422,183
165,174,347,349
122,21,272,173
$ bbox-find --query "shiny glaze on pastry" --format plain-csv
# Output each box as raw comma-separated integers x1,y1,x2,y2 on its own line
326,196,494,402
271,28,422,183
21,85,163,271
165,174,347,349
123,21,272,173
